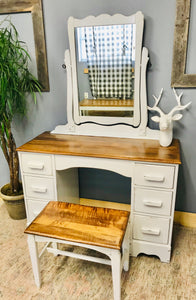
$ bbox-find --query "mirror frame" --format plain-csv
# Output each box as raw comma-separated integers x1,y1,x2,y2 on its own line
68,12,144,126
171,0,196,87
0,0,49,91
52,11,157,139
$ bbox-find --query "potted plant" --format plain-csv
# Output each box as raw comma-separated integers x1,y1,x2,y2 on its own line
0,20,41,219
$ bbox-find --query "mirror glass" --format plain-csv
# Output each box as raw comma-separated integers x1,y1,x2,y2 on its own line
68,13,144,127
75,24,136,118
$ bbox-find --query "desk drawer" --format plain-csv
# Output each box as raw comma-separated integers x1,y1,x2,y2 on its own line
134,164,175,189
134,188,173,216
24,176,55,200
133,215,170,244
21,153,53,175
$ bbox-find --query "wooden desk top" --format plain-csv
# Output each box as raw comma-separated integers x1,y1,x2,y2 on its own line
17,131,181,164
24,201,130,250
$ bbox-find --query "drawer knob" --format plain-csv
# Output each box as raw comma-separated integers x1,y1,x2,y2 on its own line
144,175,165,182
28,162,44,170
31,186,47,193
143,200,163,208
142,227,160,236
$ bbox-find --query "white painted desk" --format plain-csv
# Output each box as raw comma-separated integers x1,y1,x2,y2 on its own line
17,131,181,263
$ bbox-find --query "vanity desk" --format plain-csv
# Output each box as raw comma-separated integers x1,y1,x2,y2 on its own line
17,131,181,263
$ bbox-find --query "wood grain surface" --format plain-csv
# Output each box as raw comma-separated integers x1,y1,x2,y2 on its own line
80,99,134,107
17,131,181,164
24,201,130,250
171,0,196,87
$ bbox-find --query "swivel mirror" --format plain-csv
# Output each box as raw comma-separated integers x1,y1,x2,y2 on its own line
52,12,150,138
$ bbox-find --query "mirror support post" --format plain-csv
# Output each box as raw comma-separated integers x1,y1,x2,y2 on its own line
51,50,76,134
139,47,149,135
65,50,75,132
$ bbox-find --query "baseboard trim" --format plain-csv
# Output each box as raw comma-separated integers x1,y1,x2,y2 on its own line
80,198,130,211
80,198,196,228
173,211,196,228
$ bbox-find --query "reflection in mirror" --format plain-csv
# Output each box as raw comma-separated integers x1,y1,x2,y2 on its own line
75,24,136,117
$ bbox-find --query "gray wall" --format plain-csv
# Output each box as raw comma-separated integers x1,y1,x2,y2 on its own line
0,0,196,213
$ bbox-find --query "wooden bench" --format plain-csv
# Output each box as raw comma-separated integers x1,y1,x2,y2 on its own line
25,201,130,300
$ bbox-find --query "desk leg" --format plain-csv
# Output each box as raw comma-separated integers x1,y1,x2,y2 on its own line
27,235,41,288
111,250,121,300
56,168,79,204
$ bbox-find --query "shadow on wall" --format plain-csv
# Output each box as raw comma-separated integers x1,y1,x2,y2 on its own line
79,168,131,204
176,147,196,213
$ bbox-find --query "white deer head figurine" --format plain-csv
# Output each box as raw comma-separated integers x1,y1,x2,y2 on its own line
148,88,191,147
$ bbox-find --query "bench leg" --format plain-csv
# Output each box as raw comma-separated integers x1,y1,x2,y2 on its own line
51,242,58,256
111,250,121,300
122,219,131,271
27,235,41,288
123,248,129,272
122,235,130,271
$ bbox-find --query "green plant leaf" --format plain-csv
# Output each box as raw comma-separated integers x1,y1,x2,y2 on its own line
0,19,42,193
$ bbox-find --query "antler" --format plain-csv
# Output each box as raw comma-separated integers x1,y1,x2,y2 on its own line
148,88,164,116
168,88,191,117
